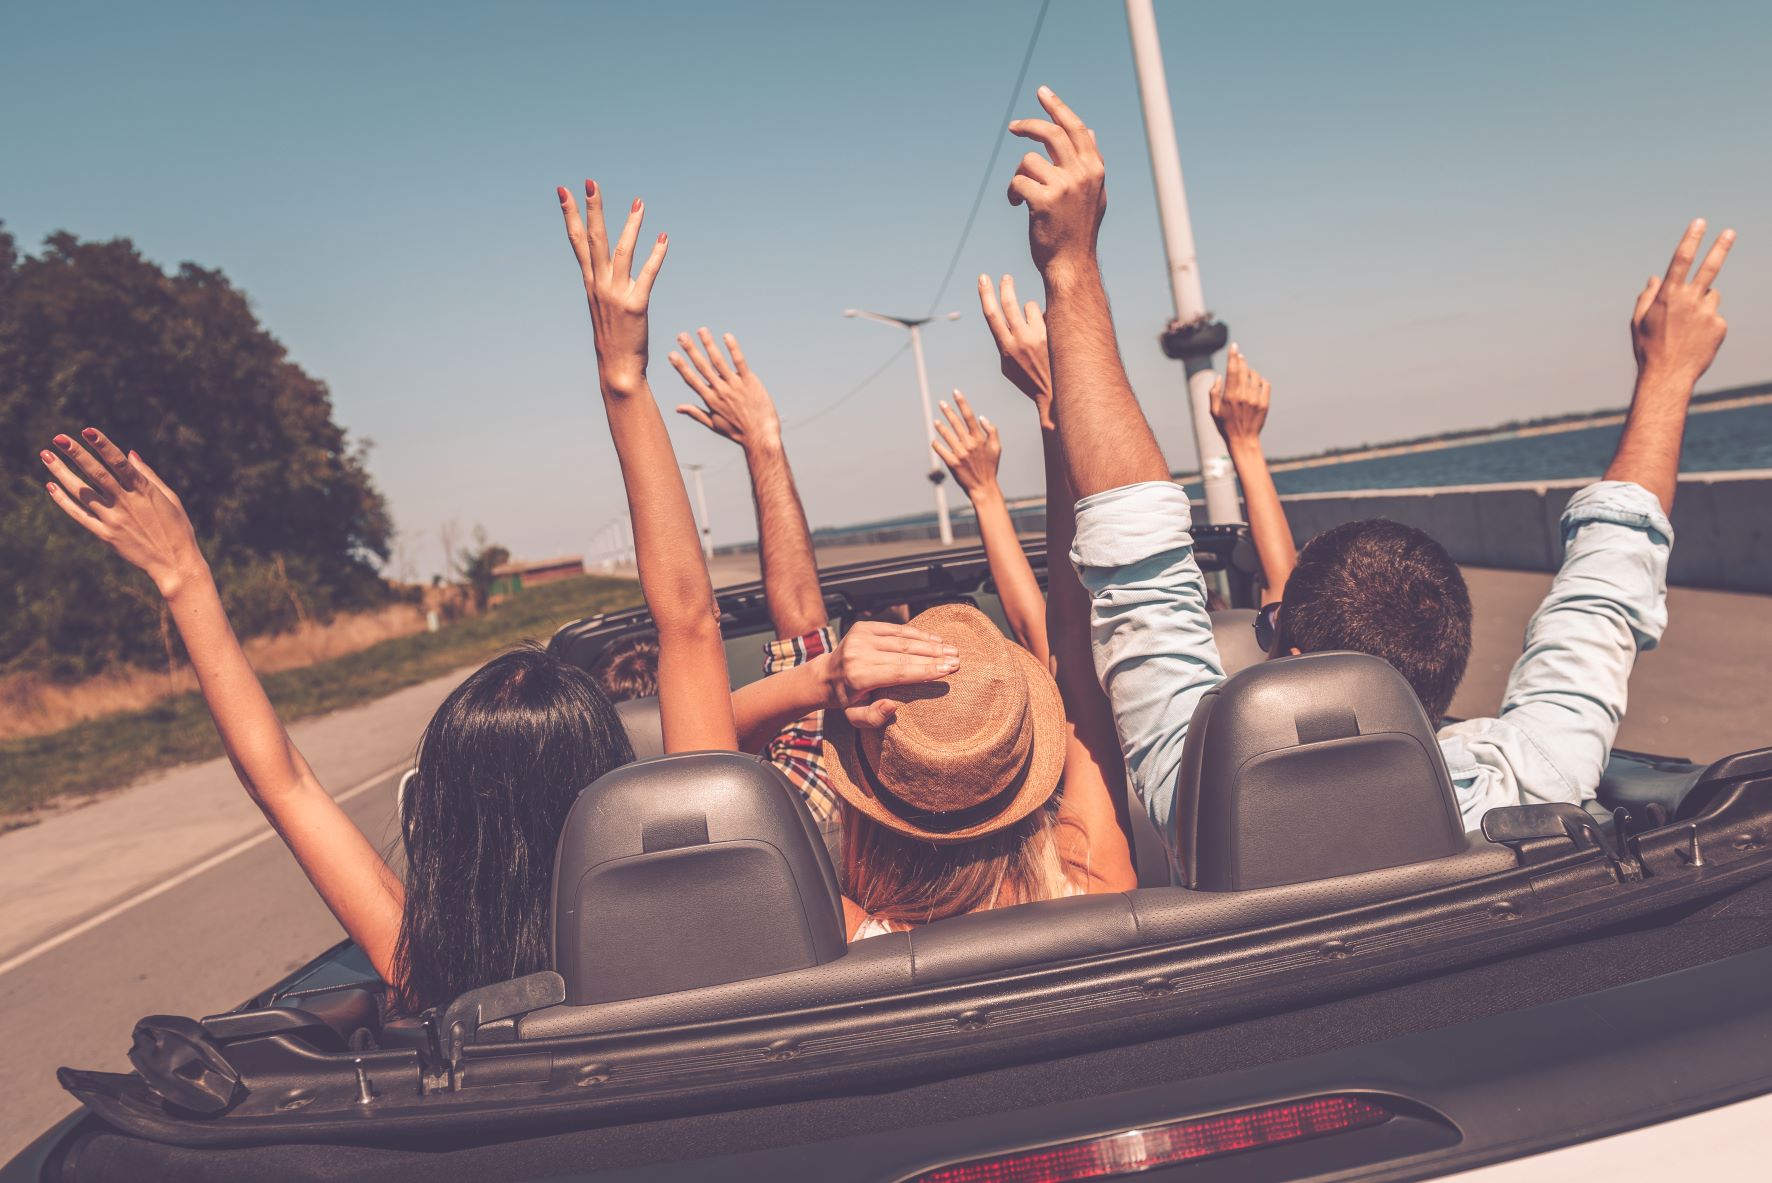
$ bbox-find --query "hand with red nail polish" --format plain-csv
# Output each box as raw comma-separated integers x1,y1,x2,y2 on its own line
40,426,202,598
555,180,667,397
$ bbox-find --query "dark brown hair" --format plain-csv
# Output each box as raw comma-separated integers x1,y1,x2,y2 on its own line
1280,518,1472,720
587,633,660,703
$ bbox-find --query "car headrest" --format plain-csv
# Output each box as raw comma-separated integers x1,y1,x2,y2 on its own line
551,751,847,1004
1174,651,1465,891
1209,608,1267,678
614,696,664,760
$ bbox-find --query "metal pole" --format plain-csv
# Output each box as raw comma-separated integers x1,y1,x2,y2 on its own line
685,464,714,562
908,323,955,545
1125,0,1240,526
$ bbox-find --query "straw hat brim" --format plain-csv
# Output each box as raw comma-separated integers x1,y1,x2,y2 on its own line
821,642,1067,845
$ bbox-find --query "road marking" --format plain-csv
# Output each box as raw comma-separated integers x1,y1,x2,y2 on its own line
0,762,408,981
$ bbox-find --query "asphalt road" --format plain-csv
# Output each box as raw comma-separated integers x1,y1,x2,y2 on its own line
3,543,1769,1161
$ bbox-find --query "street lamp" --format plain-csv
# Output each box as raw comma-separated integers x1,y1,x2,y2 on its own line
1125,0,1239,526
844,307,963,546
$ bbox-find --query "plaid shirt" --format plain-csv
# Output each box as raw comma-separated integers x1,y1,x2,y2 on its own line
761,626,843,866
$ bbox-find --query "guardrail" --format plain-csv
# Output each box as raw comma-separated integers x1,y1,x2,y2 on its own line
727,470,1772,595
1274,470,1772,594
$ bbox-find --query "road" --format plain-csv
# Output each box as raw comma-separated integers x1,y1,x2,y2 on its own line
3,542,1770,1160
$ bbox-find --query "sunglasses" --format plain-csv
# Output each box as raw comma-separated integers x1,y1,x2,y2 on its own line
1253,601,1282,653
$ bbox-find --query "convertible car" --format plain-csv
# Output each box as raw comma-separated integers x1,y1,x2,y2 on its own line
6,532,1772,1181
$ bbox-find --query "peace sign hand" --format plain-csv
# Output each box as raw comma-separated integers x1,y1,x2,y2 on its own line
1632,218,1735,383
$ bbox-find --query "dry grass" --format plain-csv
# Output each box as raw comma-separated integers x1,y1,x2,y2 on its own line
0,602,431,741
1,575,641,814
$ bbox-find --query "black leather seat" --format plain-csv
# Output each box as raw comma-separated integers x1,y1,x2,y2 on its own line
1174,651,1467,890
551,751,847,1005
614,695,664,760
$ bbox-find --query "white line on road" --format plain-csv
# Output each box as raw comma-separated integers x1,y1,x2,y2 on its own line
0,762,408,981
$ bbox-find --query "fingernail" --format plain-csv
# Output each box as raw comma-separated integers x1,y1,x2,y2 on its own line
82,428,99,441
657,232,667,244
40,450,53,463
942,644,960,657
1038,85,1053,97
631,198,642,212
53,435,72,449
980,416,991,427
941,657,959,673
556,185,569,201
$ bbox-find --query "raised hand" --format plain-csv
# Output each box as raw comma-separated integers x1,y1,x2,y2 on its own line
668,328,783,451
931,392,1003,500
978,273,1053,428
41,427,203,596
1209,344,1271,447
1007,86,1106,275
820,621,960,728
1632,218,1734,383
557,182,668,396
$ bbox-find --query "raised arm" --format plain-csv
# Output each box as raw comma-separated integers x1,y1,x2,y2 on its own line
1211,345,1296,600
557,182,735,753
731,621,959,751
1608,219,1734,515
977,271,1134,891
669,330,827,640
931,390,1049,665
1007,88,1222,839
41,431,405,984
1446,221,1734,814
1008,87,1168,497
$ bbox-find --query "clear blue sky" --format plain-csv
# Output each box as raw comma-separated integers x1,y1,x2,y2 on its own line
6,0,1769,577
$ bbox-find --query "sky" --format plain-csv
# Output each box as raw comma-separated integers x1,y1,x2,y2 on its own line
5,0,1770,578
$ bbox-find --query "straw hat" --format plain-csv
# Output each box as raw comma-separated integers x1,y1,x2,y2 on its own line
822,602,1066,844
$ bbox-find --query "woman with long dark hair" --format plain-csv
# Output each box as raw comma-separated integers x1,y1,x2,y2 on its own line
39,182,945,1009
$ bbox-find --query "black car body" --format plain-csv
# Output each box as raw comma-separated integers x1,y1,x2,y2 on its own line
8,534,1772,1182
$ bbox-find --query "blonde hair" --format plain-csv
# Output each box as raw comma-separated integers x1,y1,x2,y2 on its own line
843,796,1087,931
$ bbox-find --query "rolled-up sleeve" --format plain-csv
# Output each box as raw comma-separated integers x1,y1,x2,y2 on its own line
1070,481,1225,836
1453,480,1673,811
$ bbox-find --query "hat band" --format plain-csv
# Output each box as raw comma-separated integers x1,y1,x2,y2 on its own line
852,734,1035,835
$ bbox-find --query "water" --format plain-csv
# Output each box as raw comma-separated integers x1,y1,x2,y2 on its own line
1180,401,1772,501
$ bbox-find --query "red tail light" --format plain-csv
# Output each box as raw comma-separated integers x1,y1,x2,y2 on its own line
910,1094,1391,1183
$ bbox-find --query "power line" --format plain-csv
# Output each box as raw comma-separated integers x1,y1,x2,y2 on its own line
922,0,1053,317
783,342,910,435
707,341,910,474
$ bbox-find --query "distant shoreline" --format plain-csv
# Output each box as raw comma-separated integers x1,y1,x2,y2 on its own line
1172,379,1772,481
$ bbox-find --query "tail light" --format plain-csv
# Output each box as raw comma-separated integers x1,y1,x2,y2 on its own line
909,1093,1391,1183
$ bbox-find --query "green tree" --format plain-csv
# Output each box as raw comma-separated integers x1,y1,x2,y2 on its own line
0,222,393,677
456,530,511,612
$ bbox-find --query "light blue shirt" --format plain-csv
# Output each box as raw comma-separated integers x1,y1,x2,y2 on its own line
1070,479,1674,836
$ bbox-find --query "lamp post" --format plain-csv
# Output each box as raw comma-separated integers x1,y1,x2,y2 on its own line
1125,0,1240,526
844,308,962,545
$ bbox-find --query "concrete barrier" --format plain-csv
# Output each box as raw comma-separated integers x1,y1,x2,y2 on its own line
1273,470,1772,593
725,470,1772,595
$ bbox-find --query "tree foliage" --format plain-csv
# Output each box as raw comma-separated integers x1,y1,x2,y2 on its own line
0,222,393,678
457,530,511,613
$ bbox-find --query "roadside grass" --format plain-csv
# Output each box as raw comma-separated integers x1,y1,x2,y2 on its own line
0,576,639,816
